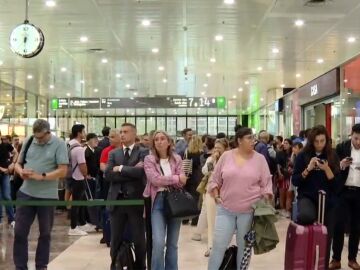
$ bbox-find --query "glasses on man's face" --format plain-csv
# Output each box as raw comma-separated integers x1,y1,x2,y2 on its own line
243,135,256,140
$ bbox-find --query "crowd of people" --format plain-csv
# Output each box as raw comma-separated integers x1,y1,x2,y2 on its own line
0,119,359,270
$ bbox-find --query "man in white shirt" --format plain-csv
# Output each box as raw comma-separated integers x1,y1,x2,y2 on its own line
331,124,360,270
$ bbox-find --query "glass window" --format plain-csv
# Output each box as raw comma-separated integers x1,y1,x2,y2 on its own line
137,117,146,135
146,117,156,133
187,117,197,133
116,117,126,128
126,117,136,125
218,117,227,135
177,117,186,135
228,117,237,136
38,97,47,118
106,117,115,129
88,117,105,135
157,117,166,131
167,117,176,136
197,117,207,135
27,93,36,118
208,117,217,135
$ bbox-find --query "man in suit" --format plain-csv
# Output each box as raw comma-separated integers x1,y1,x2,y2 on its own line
330,123,360,270
105,123,148,270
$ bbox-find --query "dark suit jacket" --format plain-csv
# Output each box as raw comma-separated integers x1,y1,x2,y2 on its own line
105,145,148,211
336,139,352,193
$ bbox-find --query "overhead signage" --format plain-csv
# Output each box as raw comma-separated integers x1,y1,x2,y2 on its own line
310,84,318,97
52,96,226,109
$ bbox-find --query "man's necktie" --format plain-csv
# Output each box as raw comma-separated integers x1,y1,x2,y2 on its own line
124,147,130,165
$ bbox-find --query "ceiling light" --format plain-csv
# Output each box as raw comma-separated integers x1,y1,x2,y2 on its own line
134,92,138,96
348,36,356,43
126,84,131,88
106,111,109,114
49,84,54,89
233,95,237,99
80,80,85,84
203,83,208,88
94,88,98,92
115,73,121,78
45,0,56,7
215,35,224,41
152,48,159,53
162,78,167,83
101,58,108,64
80,36,88,42
158,66,164,71
344,79,348,83
210,57,216,63
296,73,301,78
238,87,243,92
244,80,250,85
201,91,206,95
6,94,10,97
294,19,304,27
0,60,3,66
131,112,135,116
257,67,263,71
61,67,67,72
317,58,324,64
281,84,285,88
141,19,151,27
272,48,280,54
260,98,264,101
66,93,71,97
224,0,235,4
27,74,33,80
206,73,212,77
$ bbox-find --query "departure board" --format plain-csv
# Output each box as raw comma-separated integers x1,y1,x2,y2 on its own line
52,96,226,109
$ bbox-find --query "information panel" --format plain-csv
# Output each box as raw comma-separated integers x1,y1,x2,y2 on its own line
52,96,226,109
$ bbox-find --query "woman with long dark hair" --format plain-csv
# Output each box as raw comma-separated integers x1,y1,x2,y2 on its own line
292,125,340,267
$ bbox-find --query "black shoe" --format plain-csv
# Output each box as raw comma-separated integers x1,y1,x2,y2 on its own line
100,237,106,244
182,220,189,225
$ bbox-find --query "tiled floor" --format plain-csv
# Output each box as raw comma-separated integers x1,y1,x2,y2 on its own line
1,211,357,270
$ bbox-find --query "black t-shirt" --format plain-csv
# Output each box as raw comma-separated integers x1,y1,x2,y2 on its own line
0,143,14,168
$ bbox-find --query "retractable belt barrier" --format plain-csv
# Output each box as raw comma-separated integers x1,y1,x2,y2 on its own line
0,199,144,207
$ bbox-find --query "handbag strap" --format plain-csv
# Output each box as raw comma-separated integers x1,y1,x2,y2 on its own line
21,136,34,166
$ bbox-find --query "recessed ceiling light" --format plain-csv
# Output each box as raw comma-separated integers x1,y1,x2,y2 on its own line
45,0,56,7
233,95,237,99
101,58,108,64
317,58,324,64
126,84,131,88
296,73,301,78
281,84,285,88
348,36,356,43
94,88,98,92
224,0,235,4
260,98,264,101
162,78,167,83
80,36,88,42
206,73,212,77
116,73,121,78
158,66,165,71
152,48,159,53
27,74,33,79
294,19,304,27
49,84,54,89
134,92,138,96
201,91,206,95
244,80,250,85
80,80,85,84
272,48,280,54
6,94,10,97
66,93,71,97
61,67,67,72
131,112,135,115
141,19,151,27
210,57,216,63
238,87,243,92
215,35,224,41
257,67,263,71
106,111,109,114
203,83,208,88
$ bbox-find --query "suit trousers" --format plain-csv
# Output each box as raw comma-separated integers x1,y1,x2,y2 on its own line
110,206,146,270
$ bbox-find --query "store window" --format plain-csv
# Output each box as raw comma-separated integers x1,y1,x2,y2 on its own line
126,117,136,125
88,117,104,135
218,117,227,135
167,117,176,136
177,117,186,134
137,117,146,135
197,117,207,135
208,117,217,135
116,117,126,128
228,117,237,136
187,117,197,133
106,117,115,129
146,117,156,133
157,117,166,131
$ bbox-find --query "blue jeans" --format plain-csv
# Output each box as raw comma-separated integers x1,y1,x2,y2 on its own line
208,205,253,270
0,173,15,223
151,192,182,270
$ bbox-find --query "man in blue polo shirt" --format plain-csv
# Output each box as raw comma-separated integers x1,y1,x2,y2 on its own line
13,119,68,270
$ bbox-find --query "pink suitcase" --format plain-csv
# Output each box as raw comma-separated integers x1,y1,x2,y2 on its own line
284,191,328,270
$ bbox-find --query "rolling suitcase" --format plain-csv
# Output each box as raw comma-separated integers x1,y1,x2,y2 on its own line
284,190,327,270
84,178,100,227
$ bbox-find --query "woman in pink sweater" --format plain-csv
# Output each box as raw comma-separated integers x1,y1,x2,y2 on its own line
143,131,187,270
207,127,273,270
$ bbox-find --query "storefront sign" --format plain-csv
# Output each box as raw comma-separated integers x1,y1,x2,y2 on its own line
298,68,339,105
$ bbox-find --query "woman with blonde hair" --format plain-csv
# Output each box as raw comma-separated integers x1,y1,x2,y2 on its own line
143,130,187,270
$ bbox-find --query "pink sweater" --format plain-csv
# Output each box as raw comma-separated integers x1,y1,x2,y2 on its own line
208,149,273,213
143,153,185,208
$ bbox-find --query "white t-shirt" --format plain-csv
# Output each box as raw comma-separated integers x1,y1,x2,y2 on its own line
158,158,172,192
345,145,360,187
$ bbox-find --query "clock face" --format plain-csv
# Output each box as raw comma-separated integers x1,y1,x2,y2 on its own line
9,23,44,58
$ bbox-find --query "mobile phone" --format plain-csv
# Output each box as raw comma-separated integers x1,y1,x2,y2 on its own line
346,157,353,162
318,159,326,164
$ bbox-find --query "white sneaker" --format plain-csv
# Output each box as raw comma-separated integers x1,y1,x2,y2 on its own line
68,227,88,236
10,221,15,229
78,223,96,233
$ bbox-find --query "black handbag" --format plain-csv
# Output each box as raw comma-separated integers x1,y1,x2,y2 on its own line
115,241,135,270
164,187,200,219
219,245,237,270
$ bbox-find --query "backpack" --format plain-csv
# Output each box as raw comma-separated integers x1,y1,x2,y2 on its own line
66,143,81,179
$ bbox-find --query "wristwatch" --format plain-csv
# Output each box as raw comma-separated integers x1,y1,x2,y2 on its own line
41,172,46,180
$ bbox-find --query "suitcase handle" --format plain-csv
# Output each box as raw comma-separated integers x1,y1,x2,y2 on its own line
317,190,326,224
314,245,319,270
